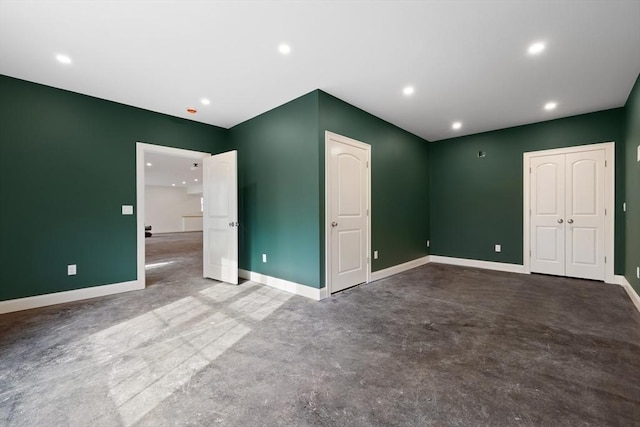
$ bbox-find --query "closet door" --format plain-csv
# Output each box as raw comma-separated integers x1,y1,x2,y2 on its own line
564,150,605,280
530,154,566,276
529,149,606,281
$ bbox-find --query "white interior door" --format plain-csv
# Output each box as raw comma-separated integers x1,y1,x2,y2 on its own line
529,149,605,281
530,154,566,276
203,150,238,284
565,150,605,280
328,134,369,293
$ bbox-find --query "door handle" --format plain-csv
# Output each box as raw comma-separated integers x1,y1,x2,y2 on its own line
331,221,338,227
229,222,239,227
557,219,563,224
567,219,573,224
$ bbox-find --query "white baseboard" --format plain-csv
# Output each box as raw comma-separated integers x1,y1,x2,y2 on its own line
0,280,143,315
429,255,526,274
370,256,430,282
239,269,326,301
615,275,640,313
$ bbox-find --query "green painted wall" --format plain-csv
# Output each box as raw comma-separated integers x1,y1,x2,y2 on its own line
0,75,228,301
624,74,640,293
429,108,626,274
228,90,430,289
318,91,430,280
228,92,322,287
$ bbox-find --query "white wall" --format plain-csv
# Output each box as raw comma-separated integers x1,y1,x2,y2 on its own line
145,185,202,233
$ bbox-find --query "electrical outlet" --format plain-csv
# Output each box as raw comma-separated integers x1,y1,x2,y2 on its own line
67,264,77,276
495,244,501,253
426,240,430,248
262,253,267,263
374,250,378,259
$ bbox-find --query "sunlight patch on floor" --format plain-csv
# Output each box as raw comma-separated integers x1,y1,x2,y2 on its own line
85,283,292,426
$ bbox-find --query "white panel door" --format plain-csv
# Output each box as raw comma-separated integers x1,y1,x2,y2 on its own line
565,150,605,280
329,136,368,293
203,150,238,284
529,149,605,281
530,154,566,276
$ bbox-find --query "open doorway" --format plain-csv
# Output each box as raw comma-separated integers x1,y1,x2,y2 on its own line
136,143,211,289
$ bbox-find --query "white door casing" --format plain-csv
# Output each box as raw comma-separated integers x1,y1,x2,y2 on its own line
524,142,614,283
203,150,238,284
326,132,371,294
136,142,210,289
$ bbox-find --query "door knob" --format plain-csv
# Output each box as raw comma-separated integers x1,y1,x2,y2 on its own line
331,221,338,227
557,219,563,224
567,219,574,224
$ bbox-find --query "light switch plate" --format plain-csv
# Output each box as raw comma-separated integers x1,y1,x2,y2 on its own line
122,205,134,215
495,244,501,253
262,253,267,263
374,250,378,259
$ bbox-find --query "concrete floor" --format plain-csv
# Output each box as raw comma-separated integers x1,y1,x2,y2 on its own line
1,232,639,426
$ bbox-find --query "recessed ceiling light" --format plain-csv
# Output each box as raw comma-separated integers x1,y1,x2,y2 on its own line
146,162,152,167
528,42,545,55
194,178,199,182
56,54,72,64
452,121,462,130
544,101,557,110
182,181,186,185
403,86,414,96
201,98,210,105
278,43,291,55
172,183,176,187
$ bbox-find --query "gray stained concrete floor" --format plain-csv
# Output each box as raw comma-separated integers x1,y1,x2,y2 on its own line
1,232,639,426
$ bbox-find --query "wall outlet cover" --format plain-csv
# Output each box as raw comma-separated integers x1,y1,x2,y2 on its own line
495,244,501,253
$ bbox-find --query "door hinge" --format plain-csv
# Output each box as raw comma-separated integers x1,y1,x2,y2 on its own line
366,209,369,216
529,208,531,216
605,209,607,215
367,257,370,263
604,256,607,264
529,167,531,174
366,161,369,168
605,160,607,167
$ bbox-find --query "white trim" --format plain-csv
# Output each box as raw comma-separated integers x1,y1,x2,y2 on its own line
324,131,372,295
523,142,615,284
615,275,640,313
238,269,327,301
371,256,431,281
136,142,210,290
0,281,142,314
429,255,526,274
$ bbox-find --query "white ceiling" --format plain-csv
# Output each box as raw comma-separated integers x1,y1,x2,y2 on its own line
144,152,203,188
0,1,638,141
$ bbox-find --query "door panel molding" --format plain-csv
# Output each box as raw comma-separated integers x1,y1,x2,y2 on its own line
523,142,614,283
325,131,371,294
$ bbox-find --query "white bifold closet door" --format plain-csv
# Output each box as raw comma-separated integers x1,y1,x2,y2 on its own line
530,149,605,281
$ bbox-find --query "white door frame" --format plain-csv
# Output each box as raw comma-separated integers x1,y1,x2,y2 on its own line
136,142,210,289
324,131,371,294
523,141,615,283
